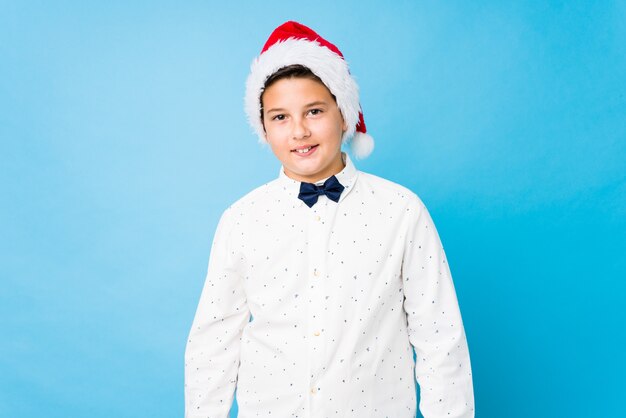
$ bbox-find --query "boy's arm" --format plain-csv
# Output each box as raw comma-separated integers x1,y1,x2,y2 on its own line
184,208,250,418
401,196,475,418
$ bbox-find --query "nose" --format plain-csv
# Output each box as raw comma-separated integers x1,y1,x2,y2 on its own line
291,117,311,140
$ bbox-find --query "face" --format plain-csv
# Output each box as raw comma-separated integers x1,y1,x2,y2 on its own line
262,77,347,183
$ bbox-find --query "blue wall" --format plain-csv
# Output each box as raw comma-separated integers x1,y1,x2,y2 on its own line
1,1,624,417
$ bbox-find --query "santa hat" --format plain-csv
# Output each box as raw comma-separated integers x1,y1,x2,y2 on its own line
245,21,374,159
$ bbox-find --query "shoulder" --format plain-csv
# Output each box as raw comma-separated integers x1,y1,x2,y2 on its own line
356,170,427,211
219,178,282,219
358,171,446,242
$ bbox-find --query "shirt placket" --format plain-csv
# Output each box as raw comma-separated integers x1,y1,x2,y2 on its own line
306,196,331,417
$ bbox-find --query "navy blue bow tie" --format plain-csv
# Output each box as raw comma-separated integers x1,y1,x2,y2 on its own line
298,175,345,208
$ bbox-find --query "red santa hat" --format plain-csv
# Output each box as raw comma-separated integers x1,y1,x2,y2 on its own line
245,21,374,159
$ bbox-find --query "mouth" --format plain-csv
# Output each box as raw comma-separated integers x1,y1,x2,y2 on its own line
291,144,319,154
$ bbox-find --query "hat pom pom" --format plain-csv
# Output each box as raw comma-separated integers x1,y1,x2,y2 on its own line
350,132,374,159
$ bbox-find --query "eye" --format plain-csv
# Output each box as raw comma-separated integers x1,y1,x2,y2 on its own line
308,108,323,116
272,114,286,121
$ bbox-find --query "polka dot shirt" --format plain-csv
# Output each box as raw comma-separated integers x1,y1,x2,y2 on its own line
185,153,474,418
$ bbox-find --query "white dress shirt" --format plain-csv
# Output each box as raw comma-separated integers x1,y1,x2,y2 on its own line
185,153,474,418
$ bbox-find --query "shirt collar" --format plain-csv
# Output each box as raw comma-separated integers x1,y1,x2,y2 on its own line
276,152,359,202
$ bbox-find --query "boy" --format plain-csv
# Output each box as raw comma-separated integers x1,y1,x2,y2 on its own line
185,21,474,418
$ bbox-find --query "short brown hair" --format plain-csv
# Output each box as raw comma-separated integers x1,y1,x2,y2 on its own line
259,64,337,122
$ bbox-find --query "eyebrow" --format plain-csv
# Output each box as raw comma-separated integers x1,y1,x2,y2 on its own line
304,101,328,108
265,101,329,114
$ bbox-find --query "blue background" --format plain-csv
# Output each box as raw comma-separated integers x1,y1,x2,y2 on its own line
1,1,625,417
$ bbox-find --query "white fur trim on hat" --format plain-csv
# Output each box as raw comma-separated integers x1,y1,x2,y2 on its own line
350,132,374,159
245,38,360,145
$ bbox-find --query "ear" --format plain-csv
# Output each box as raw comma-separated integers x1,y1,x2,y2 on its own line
261,117,269,141
261,125,270,143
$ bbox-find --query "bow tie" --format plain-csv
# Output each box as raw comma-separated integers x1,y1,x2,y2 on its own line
298,175,345,208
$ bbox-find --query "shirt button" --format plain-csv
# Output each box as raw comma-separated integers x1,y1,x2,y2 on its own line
310,387,318,394
315,215,321,221
313,330,321,336
313,269,320,277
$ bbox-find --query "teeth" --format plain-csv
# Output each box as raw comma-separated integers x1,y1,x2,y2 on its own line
296,146,312,153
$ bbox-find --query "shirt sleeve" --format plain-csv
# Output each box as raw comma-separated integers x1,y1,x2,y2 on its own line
401,196,475,418
184,207,250,418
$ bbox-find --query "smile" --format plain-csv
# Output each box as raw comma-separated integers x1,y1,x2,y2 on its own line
292,144,319,154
